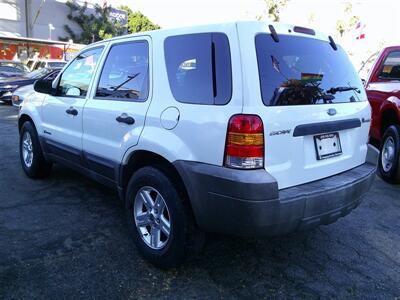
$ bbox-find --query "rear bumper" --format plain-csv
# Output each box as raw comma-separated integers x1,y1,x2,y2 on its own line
174,145,378,236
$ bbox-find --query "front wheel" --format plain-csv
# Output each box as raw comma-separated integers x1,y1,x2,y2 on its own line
19,122,52,178
379,125,400,184
125,166,203,268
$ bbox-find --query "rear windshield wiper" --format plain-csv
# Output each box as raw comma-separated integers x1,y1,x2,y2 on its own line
326,86,360,94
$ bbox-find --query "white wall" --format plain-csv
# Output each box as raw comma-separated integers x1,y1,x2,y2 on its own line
0,0,86,41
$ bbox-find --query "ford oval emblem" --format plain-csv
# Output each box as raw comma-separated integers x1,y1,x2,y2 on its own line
327,108,337,116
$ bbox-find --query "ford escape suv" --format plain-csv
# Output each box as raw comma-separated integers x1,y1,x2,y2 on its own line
18,22,377,268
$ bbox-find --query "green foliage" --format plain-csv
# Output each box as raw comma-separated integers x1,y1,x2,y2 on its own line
257,0,289,22
119,5,160,33
336,2,360,37
60,0,124,44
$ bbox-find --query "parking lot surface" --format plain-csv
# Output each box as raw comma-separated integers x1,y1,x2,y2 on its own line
0,103,399,299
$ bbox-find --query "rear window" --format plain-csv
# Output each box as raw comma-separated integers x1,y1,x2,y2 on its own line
255,34,366,106
164,33,232,105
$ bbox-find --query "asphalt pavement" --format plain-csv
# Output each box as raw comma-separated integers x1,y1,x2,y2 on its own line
0,103,399,299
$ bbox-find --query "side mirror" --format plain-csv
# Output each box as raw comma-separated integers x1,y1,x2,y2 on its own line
361,78,366,86
33,79,56,95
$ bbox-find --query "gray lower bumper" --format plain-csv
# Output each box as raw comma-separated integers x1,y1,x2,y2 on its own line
174,145,378,236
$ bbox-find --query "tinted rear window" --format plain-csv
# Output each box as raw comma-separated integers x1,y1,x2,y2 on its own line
164,33,232,105
255,34,366,106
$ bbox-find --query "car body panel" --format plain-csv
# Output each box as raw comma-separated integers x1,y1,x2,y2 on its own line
365,46,400,142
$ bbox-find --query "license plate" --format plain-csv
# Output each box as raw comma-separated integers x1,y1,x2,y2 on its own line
314,132,342,160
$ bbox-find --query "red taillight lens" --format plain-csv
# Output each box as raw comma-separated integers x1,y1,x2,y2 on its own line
224,115,264,169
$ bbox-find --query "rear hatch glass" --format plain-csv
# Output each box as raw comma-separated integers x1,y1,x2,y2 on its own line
255,34,366,106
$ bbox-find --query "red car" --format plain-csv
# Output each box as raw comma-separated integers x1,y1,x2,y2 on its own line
365,46,400,183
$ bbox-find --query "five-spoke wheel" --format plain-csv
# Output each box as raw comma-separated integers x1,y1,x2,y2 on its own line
134,186,171,250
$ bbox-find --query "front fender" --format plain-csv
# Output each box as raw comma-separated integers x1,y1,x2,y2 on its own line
18,94,46,134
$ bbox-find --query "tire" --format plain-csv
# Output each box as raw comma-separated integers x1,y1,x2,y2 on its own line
379,125,400,184
125,166,204,268
19,121,52,178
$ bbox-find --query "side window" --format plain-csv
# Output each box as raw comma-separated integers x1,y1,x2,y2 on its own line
378,51,400,80
96,41,149,101
59,47,103,97
164,33,232,105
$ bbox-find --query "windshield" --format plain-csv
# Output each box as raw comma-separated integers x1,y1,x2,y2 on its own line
26,68,52,79
0,62,29,73
255,34,366,106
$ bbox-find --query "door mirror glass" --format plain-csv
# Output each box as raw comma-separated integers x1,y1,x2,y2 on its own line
33,78,55,95
65,86,81,96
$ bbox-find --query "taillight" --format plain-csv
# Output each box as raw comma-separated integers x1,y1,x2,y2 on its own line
224,114,264,169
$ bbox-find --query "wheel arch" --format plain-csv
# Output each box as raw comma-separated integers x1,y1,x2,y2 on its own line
119,150,197,223
18,113,35,132
380,106,400,137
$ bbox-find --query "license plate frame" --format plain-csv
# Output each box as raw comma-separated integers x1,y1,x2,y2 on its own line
313,132,342,160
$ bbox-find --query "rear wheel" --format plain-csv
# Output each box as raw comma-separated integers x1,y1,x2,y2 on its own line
379,125,400,184
125,166,203,268
19,122,52,178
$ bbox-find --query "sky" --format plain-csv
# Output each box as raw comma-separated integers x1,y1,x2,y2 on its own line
105,0,400,68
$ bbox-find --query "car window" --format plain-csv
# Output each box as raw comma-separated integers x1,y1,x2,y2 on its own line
164,33,232,105
59,47,103,97
48,62,66,68
256,34,366,106
45,70,60,80
26,68,51,79
378,51,400,80
0,66,24,73
32,62,39,70
95,41,149,101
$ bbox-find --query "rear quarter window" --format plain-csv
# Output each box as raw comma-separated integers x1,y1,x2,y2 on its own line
164,33,232,105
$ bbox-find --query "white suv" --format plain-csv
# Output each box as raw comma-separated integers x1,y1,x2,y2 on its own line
18,22,378,268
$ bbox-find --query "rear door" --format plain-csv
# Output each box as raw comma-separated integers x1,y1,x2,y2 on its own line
82,37,151,180
241,26,371,189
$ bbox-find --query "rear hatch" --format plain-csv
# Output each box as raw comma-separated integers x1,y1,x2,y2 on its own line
246,26,370,189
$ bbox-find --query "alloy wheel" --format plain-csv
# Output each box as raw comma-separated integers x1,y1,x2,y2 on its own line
133,186,171,250
22,131,34,168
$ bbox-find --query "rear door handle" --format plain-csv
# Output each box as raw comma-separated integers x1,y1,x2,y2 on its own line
116,113,135,125
66,107,78,116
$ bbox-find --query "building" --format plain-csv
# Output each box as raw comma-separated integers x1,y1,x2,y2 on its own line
0,0,127,61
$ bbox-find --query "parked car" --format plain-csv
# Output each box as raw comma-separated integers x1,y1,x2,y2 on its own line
18,22,377,268
12,69,60,107
364,46,400,183
0,60,29,79
0,68,60,104
26,59,66,71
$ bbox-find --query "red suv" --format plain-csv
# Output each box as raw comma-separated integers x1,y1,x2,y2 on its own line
365,46,400,183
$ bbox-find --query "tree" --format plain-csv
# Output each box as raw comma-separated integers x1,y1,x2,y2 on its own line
257,0,289,22
336,2,360,38
119,5,160,33
60,0,124,44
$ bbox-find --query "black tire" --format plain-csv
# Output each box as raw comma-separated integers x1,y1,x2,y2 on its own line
379,125,400,184
19,121,52,178
125,166,204,268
